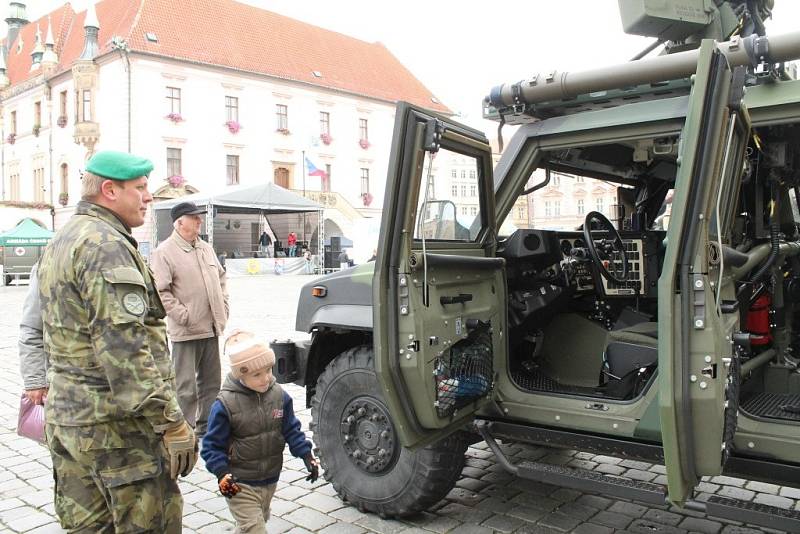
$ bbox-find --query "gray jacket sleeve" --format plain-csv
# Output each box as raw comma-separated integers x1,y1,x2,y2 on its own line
19,264,47,390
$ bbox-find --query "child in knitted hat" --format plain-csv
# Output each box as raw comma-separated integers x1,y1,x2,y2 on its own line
201,330,318,533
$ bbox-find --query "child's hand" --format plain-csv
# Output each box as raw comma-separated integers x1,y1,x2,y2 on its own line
303,453,319,483
218,473,241,498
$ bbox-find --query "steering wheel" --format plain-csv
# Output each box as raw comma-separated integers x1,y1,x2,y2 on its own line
583,211,629,285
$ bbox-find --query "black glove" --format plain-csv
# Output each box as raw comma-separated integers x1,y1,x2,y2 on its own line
303,453,319,483
218,473,241,498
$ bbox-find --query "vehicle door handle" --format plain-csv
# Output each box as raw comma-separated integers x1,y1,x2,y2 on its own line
440,293,473,305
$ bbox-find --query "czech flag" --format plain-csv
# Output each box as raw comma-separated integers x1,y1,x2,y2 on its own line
306,157,327,177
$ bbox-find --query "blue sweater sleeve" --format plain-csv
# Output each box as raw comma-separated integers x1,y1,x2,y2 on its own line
282,391,313,458
201,400,232,479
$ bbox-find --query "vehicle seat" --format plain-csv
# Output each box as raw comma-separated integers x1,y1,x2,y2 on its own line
601,322,658,399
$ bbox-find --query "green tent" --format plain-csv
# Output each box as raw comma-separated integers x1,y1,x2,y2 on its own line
0,218,54,246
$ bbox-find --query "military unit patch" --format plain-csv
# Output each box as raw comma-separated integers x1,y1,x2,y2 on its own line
271,408,283,419
122,292,146,316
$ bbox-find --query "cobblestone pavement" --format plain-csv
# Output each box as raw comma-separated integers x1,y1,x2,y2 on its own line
1,275,798,533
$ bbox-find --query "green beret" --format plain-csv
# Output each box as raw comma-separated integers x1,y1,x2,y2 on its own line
86,150,154,181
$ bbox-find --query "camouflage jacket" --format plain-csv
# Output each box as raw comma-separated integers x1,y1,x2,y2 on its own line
38,201,183,428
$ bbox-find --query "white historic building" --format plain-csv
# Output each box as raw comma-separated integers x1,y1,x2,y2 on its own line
0,0,450,261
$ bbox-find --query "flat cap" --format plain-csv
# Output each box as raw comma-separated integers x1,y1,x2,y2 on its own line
86,150,154,181
171,201,207,222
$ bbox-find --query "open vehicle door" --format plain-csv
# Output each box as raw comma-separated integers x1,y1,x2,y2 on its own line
374,102,506,448
659,40,751,505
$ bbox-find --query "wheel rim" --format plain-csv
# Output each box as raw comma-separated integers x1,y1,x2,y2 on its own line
339,397,399,474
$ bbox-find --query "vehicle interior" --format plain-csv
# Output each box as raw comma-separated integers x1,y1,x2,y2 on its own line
491,125,800,423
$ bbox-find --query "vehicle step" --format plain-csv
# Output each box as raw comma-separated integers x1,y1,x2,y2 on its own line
705,495,800,533
517,461,666,505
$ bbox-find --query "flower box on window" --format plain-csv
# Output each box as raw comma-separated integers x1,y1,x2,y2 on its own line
58,192,69,206
6,133,16,145
276,128,291,135
166,113,184,123
167,174,186,188
33,124,41,137
57,116,68,128
320,133,332,145
361,192,374,207
359,138,370,149
225,120,241,134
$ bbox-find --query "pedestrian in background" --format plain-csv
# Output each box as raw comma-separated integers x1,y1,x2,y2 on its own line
303,249,313,275
287,231,297,257
152,201,230,439
258,231,272,257
19,264,47,406
202,330,319,534
37,150,195,532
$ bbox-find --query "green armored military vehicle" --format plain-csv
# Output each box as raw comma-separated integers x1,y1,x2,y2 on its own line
279,1,800,530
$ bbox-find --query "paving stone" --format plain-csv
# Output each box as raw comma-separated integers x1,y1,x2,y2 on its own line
743,481,780,495
275,485,312,501
619,460,653,471
538,511,581,532
480,513,525,533
446,487,487,507
0,498,24,512
283,507,336,531
509,492,560,511
481,471,514,484
540,454,573,466
643,508,684,526
678,516,723,534
401,511,460,534
194,496,228,514
592,510,635,529
456,476,491,492
567,459,598,471
197,521,235,533
628,518,688,534
436,502,492,524
696,481,721,494
608,500,649,518
318,522,367,534
269,497,301,516
594,463,627,475
264,516,294,534
22,523,67,534
295,492,345,513
710,476,746,487
752,493,794,509
505,505,547,523
553,501,597,521
353,514,407,534
779,486,800,500
182,511,218,529
5,509,53,532
649,464,668,474
461,466,485,478
576,494,613,510
720,526,769,534
626,469,658,482
444,526,492,534
565,522,611,534
716,486,755,501
328,506,367,523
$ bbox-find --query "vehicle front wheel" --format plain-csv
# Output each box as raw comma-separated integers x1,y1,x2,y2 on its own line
311,345,467,517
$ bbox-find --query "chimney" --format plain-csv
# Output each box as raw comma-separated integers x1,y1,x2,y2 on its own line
5,1,28,53
79,0,100,60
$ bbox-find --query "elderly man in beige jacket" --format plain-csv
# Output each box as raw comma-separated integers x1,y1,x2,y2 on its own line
151,201,229,438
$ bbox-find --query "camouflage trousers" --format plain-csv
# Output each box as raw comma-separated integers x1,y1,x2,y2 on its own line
46,418,183,533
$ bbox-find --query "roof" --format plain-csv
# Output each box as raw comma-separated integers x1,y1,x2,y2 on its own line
152,182,322,213
3,0,450,113
0,218,54,246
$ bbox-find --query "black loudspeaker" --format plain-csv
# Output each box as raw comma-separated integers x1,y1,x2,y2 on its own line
330,236,341,252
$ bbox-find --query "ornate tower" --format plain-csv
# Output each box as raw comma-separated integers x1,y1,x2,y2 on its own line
5,1,28,52
41,17,59,76
72,1,100,156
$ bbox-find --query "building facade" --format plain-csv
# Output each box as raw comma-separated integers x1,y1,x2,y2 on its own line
0,0,449,262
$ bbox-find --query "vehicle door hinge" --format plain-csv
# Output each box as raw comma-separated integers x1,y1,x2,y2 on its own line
693,273,706,329
423,118,445,153
398,274,410,315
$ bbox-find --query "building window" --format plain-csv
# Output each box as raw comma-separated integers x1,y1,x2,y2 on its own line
596,197,604,213
226,155,239,185
82,90,92,121
59,91,67,119
225,96,238,122
577,199,585,215
360,168,370,195
576,176,584,183
166,87,181,114
451,169,456,178
359,118,368,141
276,104,288,131
10,110,16,134
517,206,525,219
470,206,478,216
545,201,552,217
34,101,41,127
469,170,476,179
552,174,561,187
74,91,79,122
461,185,467,197
320,111,330,136
9,173,19,200
451,184,458,196
461,206,468,215
167,148,182,177
33,167,45,202
554,201,561,216
460,170,466,179
60,164,69,198
470,185,476,197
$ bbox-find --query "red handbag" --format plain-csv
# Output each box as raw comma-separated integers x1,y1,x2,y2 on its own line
17,394,46,444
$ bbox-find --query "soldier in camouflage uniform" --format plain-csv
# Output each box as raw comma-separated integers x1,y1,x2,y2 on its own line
38,150,197,533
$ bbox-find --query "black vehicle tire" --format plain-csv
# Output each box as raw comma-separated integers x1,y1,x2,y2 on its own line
311,345,467,518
